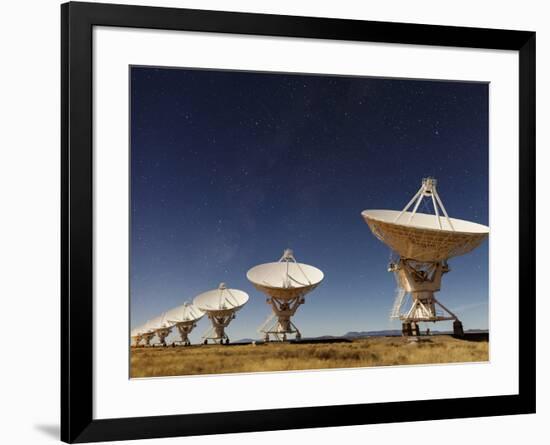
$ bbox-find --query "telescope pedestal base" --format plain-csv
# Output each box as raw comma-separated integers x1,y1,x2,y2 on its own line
176,322,197,346
201,313,235,345
141,333,155,347
453,320,464,338
155,328,171,347
202,335,230,345
262,318,302,342
260,296,305,342
262,326,302,342
401,322,422,336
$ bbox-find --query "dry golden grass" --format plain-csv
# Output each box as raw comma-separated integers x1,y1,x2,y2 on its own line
130,335,488,378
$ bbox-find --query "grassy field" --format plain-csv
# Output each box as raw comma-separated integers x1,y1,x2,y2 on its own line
130,335,488,378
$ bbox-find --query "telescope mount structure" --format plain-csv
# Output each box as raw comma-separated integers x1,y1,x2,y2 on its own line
362,177,489,338
194,283,249,345
133,320,159,347
153,314,174,347
166,302,205,346
247,249,324,342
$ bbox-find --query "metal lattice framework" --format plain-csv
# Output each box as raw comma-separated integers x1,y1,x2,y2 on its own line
362,178,489,337
366,215,488,262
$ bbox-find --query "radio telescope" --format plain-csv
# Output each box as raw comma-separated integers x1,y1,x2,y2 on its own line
193,283,249,344
247,249,324,342
149,313,175,347
165,302,205,346
135,319,159,347
130,327,143,347
362,177,489,337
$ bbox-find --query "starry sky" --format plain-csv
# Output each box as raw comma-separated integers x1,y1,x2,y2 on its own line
130,66,489,342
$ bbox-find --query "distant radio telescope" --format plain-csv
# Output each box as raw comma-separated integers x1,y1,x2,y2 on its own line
247,249,324,342
165,302,205,346
362,177,489,337
150,313,175,347
133,319,160,347
130,327,143,347
193,283,249,344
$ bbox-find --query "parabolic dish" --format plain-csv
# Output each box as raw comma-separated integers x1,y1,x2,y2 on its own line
165,303,205,324
193,287,249,315
148,314,175,331
362,209,489,262
139,320,158,334
247,262,324,300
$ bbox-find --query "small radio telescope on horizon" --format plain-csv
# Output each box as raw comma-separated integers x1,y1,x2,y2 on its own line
165,302,205,346
193,283,249,344
247,249,324,342
362,177,489,337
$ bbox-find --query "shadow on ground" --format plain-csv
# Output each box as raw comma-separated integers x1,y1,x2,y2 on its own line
457,332,489,342
34,424,59,440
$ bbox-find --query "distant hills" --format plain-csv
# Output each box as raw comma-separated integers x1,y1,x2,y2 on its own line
232,338,257,343
345,329,488,338
235,329,488,343
344,330,399,338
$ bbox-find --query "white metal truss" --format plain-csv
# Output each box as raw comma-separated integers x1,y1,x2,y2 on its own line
201,312,235,344
393,177,455,231
173,321,197,346
389,258,463,335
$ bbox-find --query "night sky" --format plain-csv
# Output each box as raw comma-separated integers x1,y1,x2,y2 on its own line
130,66,489,341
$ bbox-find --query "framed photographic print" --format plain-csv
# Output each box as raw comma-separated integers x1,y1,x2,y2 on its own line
61,1,536,443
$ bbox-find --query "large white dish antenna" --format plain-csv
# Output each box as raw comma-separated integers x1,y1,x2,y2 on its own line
146,313,175,346
362,178,489,337
247,249,324,341
165,302,205,324
247,261,324,300
164,302,205,346
134,319,160,346
148,313,175,331
194,283,249,344
193,284,249,316
362,209,489,262
141,319,158,334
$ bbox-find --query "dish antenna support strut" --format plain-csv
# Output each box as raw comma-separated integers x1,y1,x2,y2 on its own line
388,259,462,336
166,302,205,346
394,177,454,231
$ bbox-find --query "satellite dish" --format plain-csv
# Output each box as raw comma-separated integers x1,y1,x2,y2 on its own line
193,283,249,344
130,327,144,347
165,302,205,346
362,178,489,337
149,313,175,347
165,302,205,323
362,209,489,263
247,249,324,342
135,319,159,347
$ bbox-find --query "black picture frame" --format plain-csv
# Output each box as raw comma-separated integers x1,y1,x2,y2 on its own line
61,1,536,443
